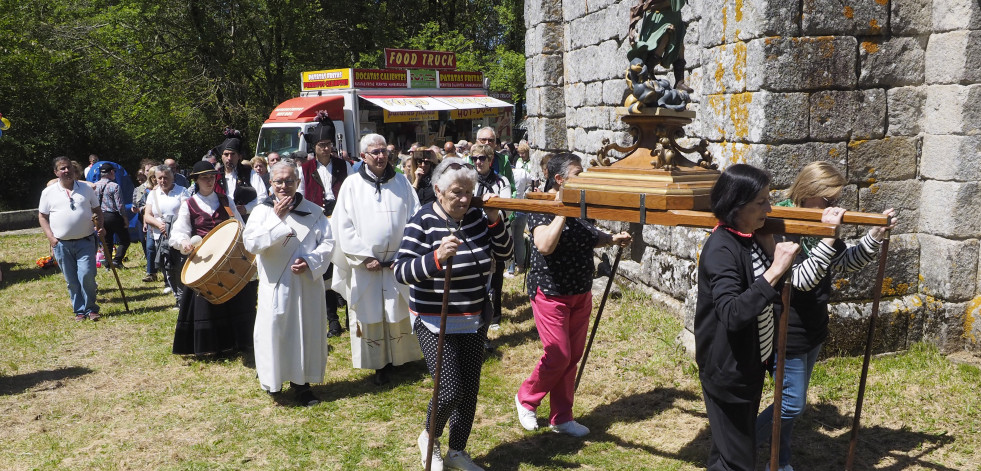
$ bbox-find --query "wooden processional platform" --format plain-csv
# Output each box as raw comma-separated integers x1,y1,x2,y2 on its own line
483,108,890,234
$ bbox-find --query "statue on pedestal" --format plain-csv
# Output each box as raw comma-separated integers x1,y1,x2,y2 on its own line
624,0,692,113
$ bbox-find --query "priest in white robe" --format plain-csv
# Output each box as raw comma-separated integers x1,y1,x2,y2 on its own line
331,133,422,385
243,159,333,406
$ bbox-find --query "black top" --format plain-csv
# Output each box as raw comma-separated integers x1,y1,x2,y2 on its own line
415,173,436,205
526,213,600,298
695,228,780,402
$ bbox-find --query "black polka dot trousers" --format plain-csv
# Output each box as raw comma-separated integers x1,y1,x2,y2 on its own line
415,316,487,452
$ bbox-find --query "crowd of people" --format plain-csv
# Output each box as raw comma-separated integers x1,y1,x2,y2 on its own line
36,123,894,470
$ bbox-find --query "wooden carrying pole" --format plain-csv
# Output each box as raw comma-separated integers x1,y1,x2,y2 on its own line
575,244,623,392
845,231,891,470
770,277,793,471
92,215,130,312
426,259,453,471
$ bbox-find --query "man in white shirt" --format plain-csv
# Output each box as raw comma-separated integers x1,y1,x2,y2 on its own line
38,156,105,321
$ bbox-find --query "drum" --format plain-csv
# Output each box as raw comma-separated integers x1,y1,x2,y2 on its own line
181,219,257,304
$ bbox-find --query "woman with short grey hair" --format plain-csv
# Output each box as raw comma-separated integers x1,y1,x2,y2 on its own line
394,156,512,470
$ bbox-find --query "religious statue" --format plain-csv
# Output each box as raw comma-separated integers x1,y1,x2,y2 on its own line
624,0,692,113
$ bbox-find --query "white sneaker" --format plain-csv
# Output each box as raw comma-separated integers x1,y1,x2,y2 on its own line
418,430,443,471
551,420,589,437
488,323,500,331
444,449,483,470
764,464,795,471
515,394,538,430
162,286,173,294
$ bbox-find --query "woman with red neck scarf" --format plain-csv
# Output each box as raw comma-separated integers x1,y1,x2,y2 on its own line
694,164,799,471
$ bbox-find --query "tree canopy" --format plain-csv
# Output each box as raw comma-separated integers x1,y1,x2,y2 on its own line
0,0,525,210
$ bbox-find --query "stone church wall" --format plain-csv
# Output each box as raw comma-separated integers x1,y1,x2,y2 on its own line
524,0,981,354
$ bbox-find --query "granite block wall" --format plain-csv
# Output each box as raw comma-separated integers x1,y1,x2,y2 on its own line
525,0,981,354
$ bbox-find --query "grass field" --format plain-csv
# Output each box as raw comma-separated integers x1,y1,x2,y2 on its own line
1,230,979,470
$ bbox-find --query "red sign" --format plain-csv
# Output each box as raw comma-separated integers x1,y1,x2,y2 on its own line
385,48,457,70
352,69,407,88
438,71,483,89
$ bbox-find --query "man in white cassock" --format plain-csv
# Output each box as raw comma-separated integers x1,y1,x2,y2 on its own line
331,133,423,385
243,159,334,406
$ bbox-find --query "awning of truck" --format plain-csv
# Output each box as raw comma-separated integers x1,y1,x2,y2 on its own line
360,94,513,122
266,95,345,122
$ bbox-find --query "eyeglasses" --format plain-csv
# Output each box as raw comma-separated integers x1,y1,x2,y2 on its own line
271,179,297,187
366,148,389,156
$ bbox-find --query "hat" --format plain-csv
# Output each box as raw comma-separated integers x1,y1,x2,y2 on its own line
189,160,220,178
303,110,336,148
219,128,246,155
99,163,115,175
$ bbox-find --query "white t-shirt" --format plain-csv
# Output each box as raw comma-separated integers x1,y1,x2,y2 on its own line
38,180,99,240
146,185,187,240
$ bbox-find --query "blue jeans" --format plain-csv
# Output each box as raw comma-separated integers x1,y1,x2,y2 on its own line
510,212,528,270
52,235,100,317
145,235,158,275
755,343,822,467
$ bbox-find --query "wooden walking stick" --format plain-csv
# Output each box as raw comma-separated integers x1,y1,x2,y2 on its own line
845,231,890,470
575,244,623,392
426,258,453,471
93,215,130,312
770,275,793,471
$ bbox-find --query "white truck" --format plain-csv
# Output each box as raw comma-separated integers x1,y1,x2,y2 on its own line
255,67,514,158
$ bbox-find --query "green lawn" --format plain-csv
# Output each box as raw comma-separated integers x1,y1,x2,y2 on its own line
0,231,978,470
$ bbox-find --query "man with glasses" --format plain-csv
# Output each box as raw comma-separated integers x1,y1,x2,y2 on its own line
244,159,334,406
298,111,353,337
330,133,422,385
475,127,515,199
39,156,105,321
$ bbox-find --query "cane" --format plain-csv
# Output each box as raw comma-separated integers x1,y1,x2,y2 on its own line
93,215,130,312
845,231,890,470
770,275,793,471
426,258,453,471
575,245,623,392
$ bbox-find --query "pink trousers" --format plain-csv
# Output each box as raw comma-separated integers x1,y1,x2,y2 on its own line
517,287,593,425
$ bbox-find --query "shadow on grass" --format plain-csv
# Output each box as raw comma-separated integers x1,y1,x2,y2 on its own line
478,386,704,470
755,402,960,471
260,360,433,408
0,366,93,396
0,262,61,286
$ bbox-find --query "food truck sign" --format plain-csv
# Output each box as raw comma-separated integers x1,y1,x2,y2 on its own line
385,49,457,70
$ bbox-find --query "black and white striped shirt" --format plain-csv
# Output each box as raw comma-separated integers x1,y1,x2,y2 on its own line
394,205,513,334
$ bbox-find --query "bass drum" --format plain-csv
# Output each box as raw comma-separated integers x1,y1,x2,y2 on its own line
180,219,257,304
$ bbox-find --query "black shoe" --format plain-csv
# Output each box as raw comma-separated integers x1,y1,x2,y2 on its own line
296,389,321,407
372,368,391,386
112,260,125,269
327,321,343,338
484,340,496,353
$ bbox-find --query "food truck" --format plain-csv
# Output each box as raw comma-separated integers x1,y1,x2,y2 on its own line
255,49,515,157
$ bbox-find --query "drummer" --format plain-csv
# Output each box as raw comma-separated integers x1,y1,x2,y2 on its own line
170,160,258,356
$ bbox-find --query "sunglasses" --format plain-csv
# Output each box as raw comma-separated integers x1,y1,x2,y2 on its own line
472,156,489,162
415,159,433,165
446,162,475,171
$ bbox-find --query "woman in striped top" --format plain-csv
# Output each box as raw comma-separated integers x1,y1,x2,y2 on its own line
694,164,799,471
394,157,512,471
755,161,896,471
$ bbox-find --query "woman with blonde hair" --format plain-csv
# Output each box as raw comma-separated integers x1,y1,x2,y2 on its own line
755,160,896,471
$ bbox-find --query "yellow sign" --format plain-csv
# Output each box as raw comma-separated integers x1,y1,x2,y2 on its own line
302,69,351,90
384,110,438,123
450,108,500,120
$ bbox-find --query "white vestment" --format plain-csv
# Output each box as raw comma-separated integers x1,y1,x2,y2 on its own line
331,169,422,369
243,197,334,392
